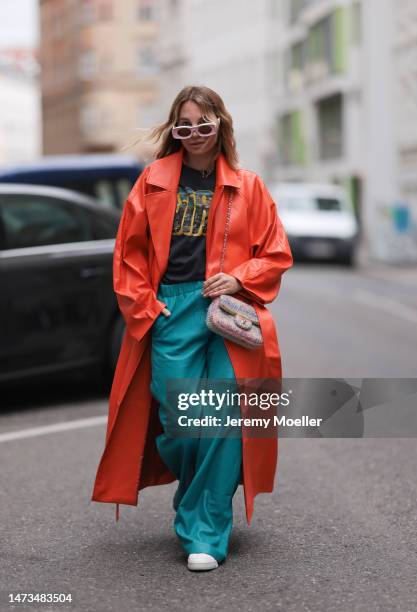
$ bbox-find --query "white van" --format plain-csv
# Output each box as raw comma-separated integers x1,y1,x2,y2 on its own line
269,182,360,266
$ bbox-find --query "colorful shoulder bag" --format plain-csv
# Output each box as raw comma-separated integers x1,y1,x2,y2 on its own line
206,189,264,350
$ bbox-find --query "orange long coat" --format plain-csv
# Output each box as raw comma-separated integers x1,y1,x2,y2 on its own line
91,147,293,524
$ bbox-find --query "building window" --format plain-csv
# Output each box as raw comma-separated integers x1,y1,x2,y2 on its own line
136,46,159,76
278,110,306,166
79,49,97,79
138,0,154,21
292,41,305,71
306,15,333,80
317,93,343,160
289,0,305,25
286,40,305,91
80,105,97,134
98,1,113,20
305,8,347,80
81,0,95,25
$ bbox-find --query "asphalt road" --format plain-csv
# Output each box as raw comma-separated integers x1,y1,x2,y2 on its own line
1,261,416,612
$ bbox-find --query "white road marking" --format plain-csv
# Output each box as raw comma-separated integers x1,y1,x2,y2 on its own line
353,289,417,324
0,415,107,443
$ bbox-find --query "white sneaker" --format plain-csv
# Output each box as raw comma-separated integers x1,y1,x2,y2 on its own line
187,553,219,571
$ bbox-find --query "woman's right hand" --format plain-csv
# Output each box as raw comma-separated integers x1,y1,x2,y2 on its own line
161,307,171,317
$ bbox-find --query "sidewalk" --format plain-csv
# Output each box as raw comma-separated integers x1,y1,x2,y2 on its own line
356,241,417,287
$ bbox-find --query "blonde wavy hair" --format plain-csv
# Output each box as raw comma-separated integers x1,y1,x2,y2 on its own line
123,85,240,171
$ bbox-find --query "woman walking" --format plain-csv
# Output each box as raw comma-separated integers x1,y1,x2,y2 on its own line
91,85,293,571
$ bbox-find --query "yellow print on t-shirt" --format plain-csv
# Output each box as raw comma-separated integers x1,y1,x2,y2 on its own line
173,187,213,237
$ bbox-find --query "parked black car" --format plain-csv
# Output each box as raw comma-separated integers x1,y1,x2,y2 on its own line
0,184,124,385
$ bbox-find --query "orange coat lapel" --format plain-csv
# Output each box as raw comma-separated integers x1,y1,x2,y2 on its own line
145,147,241,281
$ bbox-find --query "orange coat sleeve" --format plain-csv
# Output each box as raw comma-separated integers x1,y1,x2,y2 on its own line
113,167,167,342
228,175,293,305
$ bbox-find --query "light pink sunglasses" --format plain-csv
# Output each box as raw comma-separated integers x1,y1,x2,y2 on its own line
172,117,220,140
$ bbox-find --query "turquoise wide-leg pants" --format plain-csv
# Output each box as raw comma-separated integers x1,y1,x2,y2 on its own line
150,280,242,562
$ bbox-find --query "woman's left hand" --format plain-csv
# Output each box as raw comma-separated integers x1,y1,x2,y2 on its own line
202,273,242,297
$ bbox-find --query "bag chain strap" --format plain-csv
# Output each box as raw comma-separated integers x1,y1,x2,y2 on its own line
219,188,233,274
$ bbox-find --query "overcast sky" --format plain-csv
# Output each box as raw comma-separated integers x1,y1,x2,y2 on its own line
0,0,39,47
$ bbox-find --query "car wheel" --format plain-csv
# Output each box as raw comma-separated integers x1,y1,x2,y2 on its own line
339,248,356,267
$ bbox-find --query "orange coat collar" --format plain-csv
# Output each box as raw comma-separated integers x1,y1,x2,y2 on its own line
146,147,241,190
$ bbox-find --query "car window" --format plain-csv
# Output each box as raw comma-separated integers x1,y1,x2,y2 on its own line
278,196,345,212
279,197,313,211
316,197,344,211
0,194,92,250
94,178,133,209
115,178,133,204
94,180,115,209
84,210,118,239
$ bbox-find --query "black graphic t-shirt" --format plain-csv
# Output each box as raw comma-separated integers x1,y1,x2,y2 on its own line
161,162,216,284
